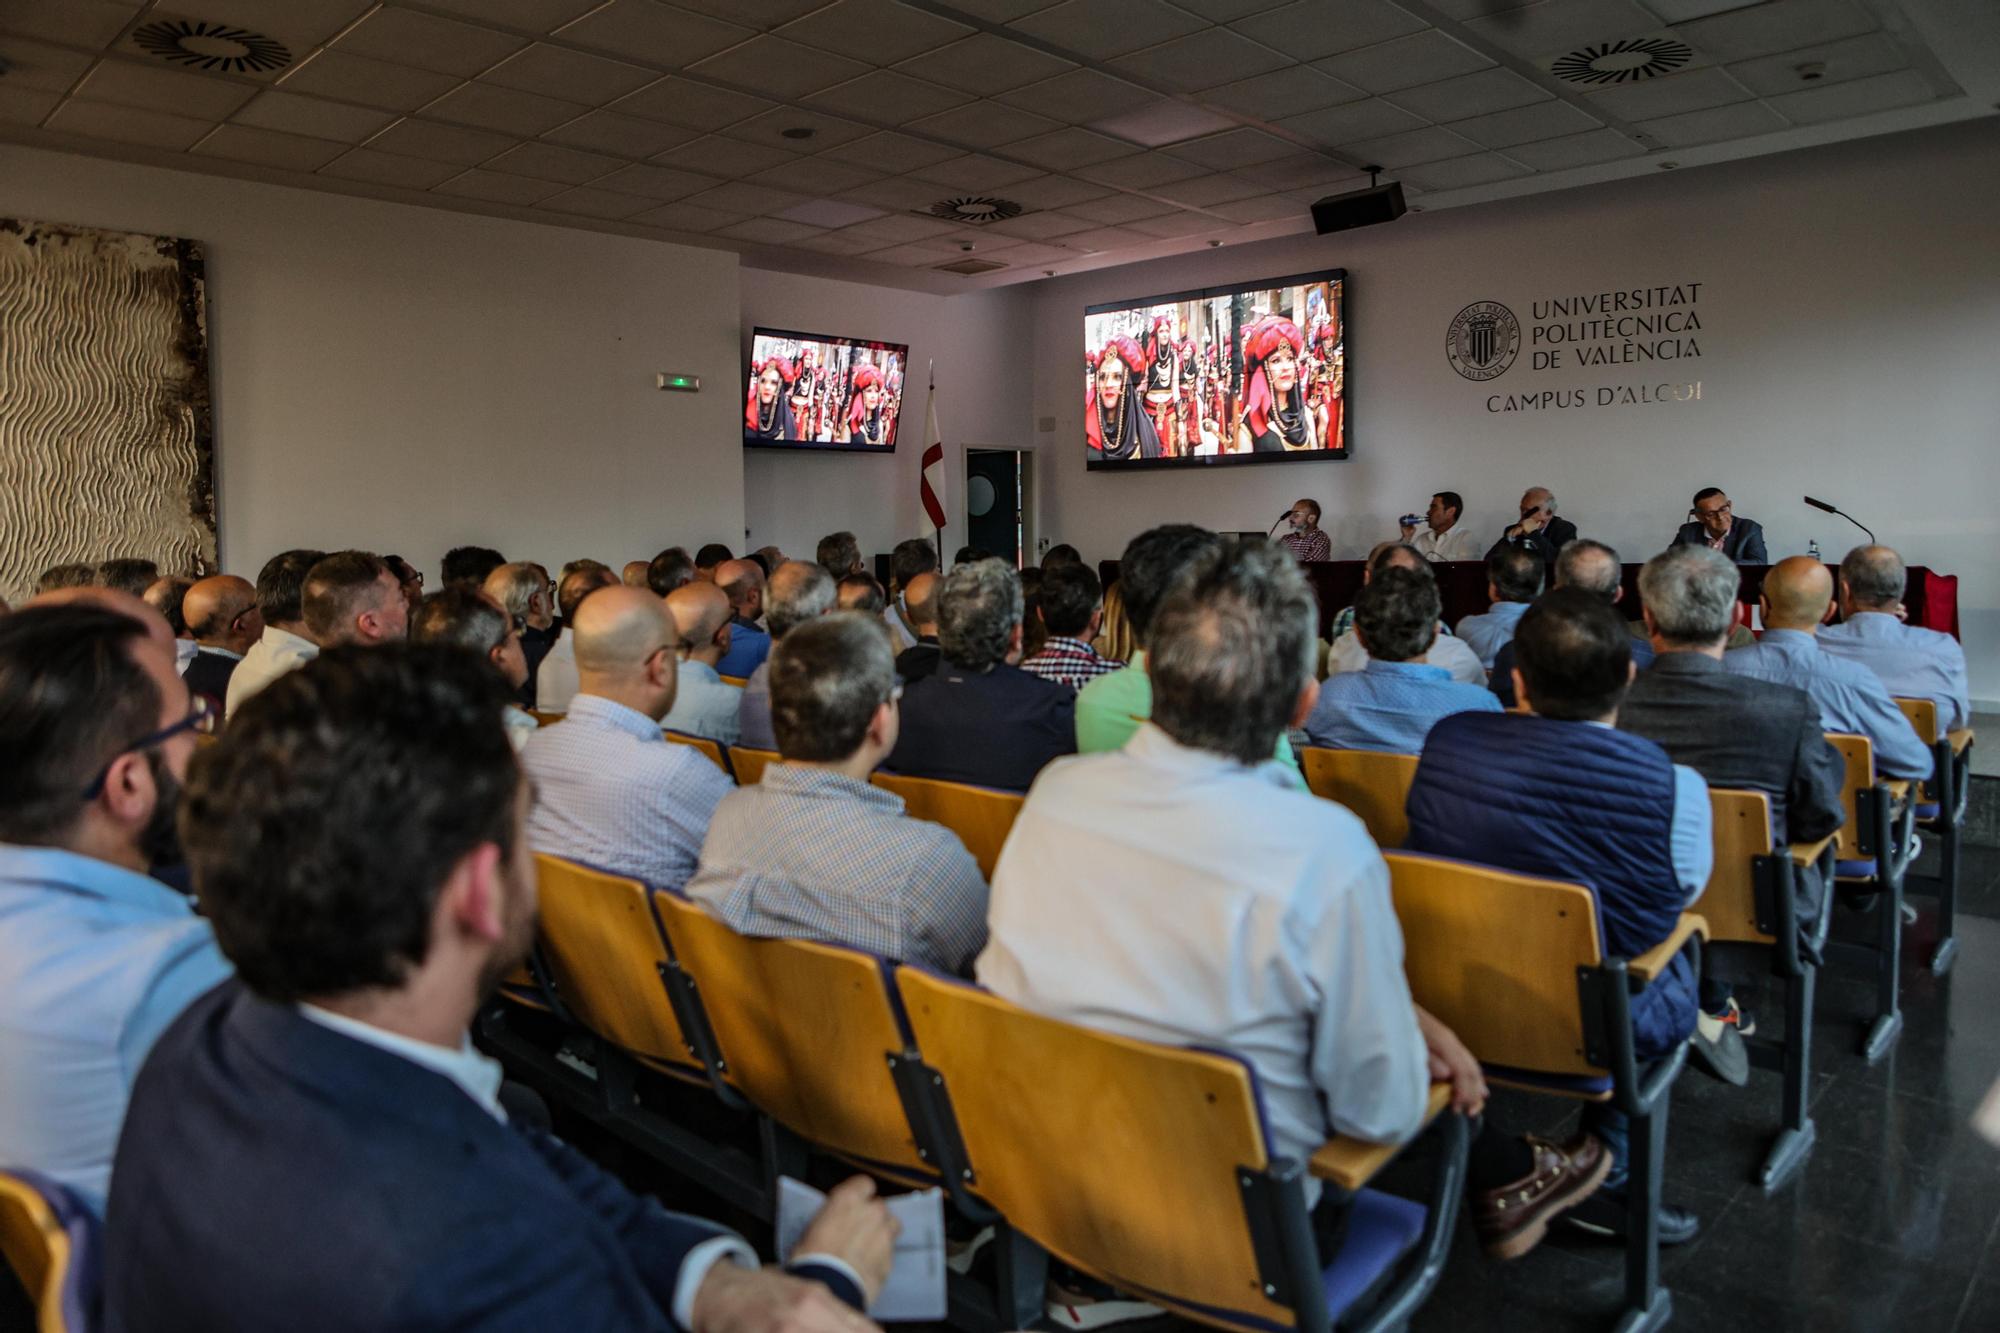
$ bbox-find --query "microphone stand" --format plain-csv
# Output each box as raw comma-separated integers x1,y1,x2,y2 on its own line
1803,496,1875,544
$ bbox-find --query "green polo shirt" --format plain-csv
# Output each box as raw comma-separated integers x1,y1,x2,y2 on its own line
1074,651,1303,778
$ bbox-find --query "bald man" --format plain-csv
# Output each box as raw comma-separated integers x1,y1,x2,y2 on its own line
620,560,650,589
662,581,742,744
180,575,262,708
1724,556,1930,780
520,586,732,889
713,557,771,679
141,577,198,674
1819,544,1971,732
894,570,942,682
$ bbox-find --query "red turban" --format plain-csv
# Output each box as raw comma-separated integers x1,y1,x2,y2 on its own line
1085,336,1146,452
846,363,884,434
745,356,796,432
1239,316,1304,440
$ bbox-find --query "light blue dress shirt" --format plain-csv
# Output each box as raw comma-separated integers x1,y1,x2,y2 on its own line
1454,599,1531,670
1817,611,1971,733
1302,659,1502,753
1724,629,1933,780
0,844,232,1214
522,695,733,890
713,618,770,680
663,659,743,746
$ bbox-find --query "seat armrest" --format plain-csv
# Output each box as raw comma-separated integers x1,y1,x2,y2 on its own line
1309,1083,1451,1192
1949,728,1975,756
1788,834,1836,867
1882,778,1912,805
1627,913,1708,984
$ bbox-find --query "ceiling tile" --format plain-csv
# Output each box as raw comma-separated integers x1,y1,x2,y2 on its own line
1205,193,1299,222
544,109,697,157
745,155,879,195
0,84,59,126
556,0,756,67
162,0,377,50
908,153,1045,191
483,140,622,183
75,58,256,120
940,0,1059,21
1201,65,1365,120
994,67,1155,122
1126,209,1225,238
335,8,525,78
687,37,869,99
715,217,826,245
1341,125,1483,169
837,172,955,209
1165,127,1298,170
1000,173,1112,207
613,77,773,131
806,70,969,122
777,197,884,228
1462,0,1663,61
980,209,1095,239
1003,126,1135,171
279,50,461,112
1112,29,1290,91
193,122,348,170
1676,0,1878,63
655,135,800,176
45,98,211,149
366,117,514,165
482,43,656,105
1584,67,1751,120
793,229,892,256
1448,98,1603,148
682,180,812,215
0,0,140,48
413,0,601,34
1155,171,1263,206
0,36,94,93
320,146,460,188
1075,150,1207,188
1010,0,1204,61
1059,223,1152,253
1388,68,1552,122
232,90,396,142
1397,152,1533,190
1500,126,1646,169
866,240,961,267
822,131,964,172
657,0,823,27
903,100,1062,149
986,240,1075,265
1277,99,1425,147
427,81,588,135
1764,67,1936,124
538,185,655,218
895,32,1077,98
433,167,567,204
1090,99,1236,149
1427,0,1537,14
775,0,973,64
1228,0,1425,62
1063,192,1174,224
1725,32,1907,99
1232,150,1359,190
1316,31,1493,95
1646,0,1763,18
723,107,874,152
836,214,958,245
629,200,746,231
1633,98,1786,146
595,161,719,201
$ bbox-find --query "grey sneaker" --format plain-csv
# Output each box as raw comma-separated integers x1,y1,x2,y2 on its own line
1689,1008,1750,1085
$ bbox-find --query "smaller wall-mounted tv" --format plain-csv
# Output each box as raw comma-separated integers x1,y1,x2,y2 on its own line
745,327,909,453
1084,267,1346,471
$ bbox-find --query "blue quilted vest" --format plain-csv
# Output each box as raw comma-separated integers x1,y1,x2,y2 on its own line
1405,711,1697,1062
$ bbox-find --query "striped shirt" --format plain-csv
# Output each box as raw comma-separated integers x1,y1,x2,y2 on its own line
1022,636,1123,691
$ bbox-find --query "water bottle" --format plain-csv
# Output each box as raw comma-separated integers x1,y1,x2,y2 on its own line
1808,539,1822,562
1399,513,1423,529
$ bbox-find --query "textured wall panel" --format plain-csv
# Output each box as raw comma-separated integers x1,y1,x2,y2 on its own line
0,218,216,603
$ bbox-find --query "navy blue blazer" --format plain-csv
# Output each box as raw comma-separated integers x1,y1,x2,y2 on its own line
105,980,861,1331
887,661,1076,792
1672,516,1767,564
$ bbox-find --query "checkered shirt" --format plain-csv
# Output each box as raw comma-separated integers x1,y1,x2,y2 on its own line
1021,636,1123,692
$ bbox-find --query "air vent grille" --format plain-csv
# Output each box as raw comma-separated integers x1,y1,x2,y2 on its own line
1550,37,1693,85
133,18,292,74
933,258,1009,276
925,197,1024,226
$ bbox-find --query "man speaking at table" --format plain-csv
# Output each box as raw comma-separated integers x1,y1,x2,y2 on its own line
1671,487,1767,565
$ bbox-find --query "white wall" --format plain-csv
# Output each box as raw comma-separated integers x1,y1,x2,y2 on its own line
0,143,745,586
739,268,1034,566
1026,120,2000,704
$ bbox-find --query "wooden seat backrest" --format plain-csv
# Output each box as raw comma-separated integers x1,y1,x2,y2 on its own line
531,854,696,1074
1298,747,1419,849
870,773,1023,879
0,1172,69,1333
725,746,779,786
664,730,732,779
1825,732,1875,861
1699,789,1778,946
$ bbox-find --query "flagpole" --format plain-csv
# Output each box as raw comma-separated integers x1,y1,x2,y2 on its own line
928,361,941,570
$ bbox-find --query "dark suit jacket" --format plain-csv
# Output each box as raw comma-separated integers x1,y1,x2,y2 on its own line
1487,515,1577,570
1671,517,1767,564
888,661,1075,792
180,647,240,709
895,636,941,682
106,980,861,1332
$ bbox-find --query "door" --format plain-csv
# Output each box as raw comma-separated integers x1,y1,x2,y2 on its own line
965,449,1023,565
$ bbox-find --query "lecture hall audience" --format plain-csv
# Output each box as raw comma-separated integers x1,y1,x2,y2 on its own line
141,576,197,673
1454,543,1544,670
535,561,619,714
1489,539,1653,709
892,571,942,682
485,560,558,695
738,560,838,752
225,548,325,718
1324,543,1485,685
442,545,506,590
1020,561,1121,691
300,550,409,649
409,585,537,752
712,558,772,679
883,537,938,653
663,580,744,745
179,573,261,706
1819,544,1972,730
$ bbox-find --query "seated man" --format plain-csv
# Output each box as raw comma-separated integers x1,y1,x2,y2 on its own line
838,574,886,614
443,545,506,590
225,548,325,718
1408,588,1713,1245
1401,490,1481,563
1302,567,1500,752
96,557,160,597
817,531,863,579
884,538,937,654
142,576,197,673
106,642,895,1330
535,562,619,714
410,586,536,752
1021,561,1121,691
36,562,97,594
1726,557,1931,780
739,561,837,751
1454,543,1542,670
887,558,1075,792
302,550,409,648
892,571,942,683
1487,486,1576,568
0,603,231,1215
982,543,1604,1279
694,543,734,583
1326,544,1485,685
713,558,771,679
485,561,557,697
523,587,732,890
689,614,988,974
1671,487,1767,565
1818,544,1971,731
1490,539,1653,708
646,548,695,597
1276,497,1331,563
180,574,262,708
663,581,743,745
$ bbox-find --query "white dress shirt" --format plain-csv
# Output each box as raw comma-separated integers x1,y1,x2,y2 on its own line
502,706,538,754
1326,627,1486,685
664,659,744,745
977,724,1430,1185
224,625,319,718
172,639,198,673
1411,525,1482,563
535,628,580,714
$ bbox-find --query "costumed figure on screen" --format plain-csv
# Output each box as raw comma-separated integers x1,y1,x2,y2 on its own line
745,355,800,441
833,363,890,446
882,354,903,443
1086,336,1163,462
790,346,821,440
1235,315,1323,454
1172,318,1203,454
1140,314,1186,457
1315,313,1344,452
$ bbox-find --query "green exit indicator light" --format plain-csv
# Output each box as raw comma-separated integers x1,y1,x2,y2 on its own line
657,373,701,392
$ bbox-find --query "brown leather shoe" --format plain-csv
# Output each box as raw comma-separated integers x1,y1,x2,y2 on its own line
1472,1133,1613,1260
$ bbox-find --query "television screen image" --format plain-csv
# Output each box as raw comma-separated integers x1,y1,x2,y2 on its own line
1084,268,1346,471
745,327,908,453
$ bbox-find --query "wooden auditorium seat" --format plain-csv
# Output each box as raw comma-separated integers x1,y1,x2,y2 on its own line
724,746,779,786
529,709,564,727
893,968,1466,1333
1298,748,1419,849
1383,851,1705,1333
869,772,1023,879
718,674,748,688
1892,697,1976,975
664,729,733,779
1824,733,1915,1062
0,1170,97,1333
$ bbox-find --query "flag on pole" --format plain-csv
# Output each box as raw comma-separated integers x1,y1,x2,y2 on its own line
919,367,947,546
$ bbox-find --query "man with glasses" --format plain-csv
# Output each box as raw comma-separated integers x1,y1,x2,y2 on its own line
1672,487,1768,564
0,602,230,1216
411,587,536,752
521,586,730,890
688,614,988,974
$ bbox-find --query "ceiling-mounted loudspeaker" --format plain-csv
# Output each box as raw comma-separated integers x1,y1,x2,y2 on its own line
1310,171,1406,235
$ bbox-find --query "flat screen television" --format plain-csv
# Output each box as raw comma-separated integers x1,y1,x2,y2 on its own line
745,327,908,453
1084,267,1346,471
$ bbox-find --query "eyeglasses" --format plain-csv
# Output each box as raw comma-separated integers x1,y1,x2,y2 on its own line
1696,502,1733,518
82,695,218,798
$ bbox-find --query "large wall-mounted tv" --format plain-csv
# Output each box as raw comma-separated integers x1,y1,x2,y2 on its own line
745,326,908,453
1084,268,1346,471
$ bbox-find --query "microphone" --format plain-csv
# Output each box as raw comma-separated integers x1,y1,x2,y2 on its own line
1803,495,1875,544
